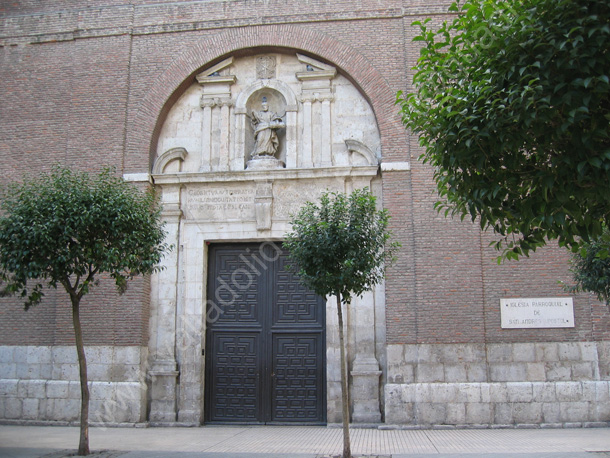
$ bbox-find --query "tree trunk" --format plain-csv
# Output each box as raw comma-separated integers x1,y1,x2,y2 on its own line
336,294,351,458
71,296,90,456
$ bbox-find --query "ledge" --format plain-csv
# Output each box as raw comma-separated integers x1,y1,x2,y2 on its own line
152,165,379,185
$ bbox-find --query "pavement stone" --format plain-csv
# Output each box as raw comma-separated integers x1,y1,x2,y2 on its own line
0,424,609,458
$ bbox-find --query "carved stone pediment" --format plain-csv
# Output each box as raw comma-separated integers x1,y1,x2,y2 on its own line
196,57,237,85
295,53,337,81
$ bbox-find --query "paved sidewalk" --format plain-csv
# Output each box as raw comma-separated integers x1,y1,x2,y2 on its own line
0,424,609,458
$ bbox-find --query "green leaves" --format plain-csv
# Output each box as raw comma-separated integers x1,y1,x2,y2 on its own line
565,226,610,305
399,0,610,260
0,165,169,309
284,189,400,304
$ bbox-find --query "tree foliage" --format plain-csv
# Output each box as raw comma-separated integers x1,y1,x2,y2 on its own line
398,0,610,260
0,166,168,455
0,166,168,307
285,188,398,458
284,188,398,303
565,227,610,306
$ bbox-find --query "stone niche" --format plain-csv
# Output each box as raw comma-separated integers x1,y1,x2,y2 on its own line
148,52,385,425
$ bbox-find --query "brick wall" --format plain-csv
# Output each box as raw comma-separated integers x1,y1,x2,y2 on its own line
1,0,608,351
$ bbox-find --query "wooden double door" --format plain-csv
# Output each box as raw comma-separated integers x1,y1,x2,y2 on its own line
205,243,326,424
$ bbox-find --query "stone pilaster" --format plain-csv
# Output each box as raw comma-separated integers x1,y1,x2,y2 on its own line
197,57,236,172
350,290,383,423
148,190,182,423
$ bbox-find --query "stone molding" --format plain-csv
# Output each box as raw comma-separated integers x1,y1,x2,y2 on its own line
152,147,188,175
152,165,379,185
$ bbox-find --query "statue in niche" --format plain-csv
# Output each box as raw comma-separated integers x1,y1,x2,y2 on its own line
250,97,285,159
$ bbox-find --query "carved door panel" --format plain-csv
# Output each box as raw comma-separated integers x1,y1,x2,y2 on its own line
205,243,326,424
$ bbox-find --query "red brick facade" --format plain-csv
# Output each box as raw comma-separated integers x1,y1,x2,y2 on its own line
1,0,608,357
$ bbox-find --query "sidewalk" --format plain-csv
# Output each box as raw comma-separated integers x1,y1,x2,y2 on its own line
0,424,609,458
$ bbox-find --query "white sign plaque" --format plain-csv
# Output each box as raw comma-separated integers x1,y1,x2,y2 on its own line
500,297,574,329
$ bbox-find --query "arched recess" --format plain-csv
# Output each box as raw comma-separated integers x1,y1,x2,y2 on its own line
124,24,407,173
235,79,298,168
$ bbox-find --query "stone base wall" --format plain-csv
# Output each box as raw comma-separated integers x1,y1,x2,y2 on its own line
385,342,610,427
0,346,147,425
385,380,610,426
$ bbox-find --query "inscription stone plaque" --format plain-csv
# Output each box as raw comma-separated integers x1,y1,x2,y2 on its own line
500,297,574,329
186,186,255,221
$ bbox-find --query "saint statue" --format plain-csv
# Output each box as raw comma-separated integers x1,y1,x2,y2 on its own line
250,97,285,158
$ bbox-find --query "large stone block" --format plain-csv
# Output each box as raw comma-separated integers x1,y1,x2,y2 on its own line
535,343,559,362
487,344,513,363
16,363,41,380
489,383,509,403
466,402,492,424
428,383,458,403
593,396,610,422
466,363,487,382
571,362,594,380
0,363,17,379
445,403,465,425
542,402,561,423
417,403,446,425
559,401,590,423
506,382,533,403
4,398,22,419
580,342,599,361
556,382,582,402
0,379,18,397
52,347,77,364
90,381,115,400
22,398,39,420
417,345,441,364
581,381,598,402
87,363,112,381
456,383,482,403
545,362,572,381
46,380,69,399
533,382,557,402
403,345,419,364
51,399,80,421
113,346,142,365
490,363,526,382
416,363,444,383
526,363,546,381
0,347,15,364
493,403,513,424
27,346,51,365
558,343,581,361
384,385,412,424
26,380,46,399
444,364,467,382
512,343,536,362
51,363,79,381
512,402,542,424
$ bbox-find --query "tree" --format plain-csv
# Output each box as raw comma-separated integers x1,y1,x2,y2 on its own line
0,166,168,456
398,0,610,260
565,227,610,306
284,188,398,458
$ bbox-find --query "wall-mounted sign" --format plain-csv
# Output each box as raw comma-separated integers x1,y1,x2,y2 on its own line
500,297,574,329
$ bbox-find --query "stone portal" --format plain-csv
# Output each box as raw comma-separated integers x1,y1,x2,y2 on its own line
149,52,385,425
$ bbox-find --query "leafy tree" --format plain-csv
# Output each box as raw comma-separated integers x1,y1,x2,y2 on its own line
398,0,610,260
284,188,398,458
565,227,610,306
0,166,168,456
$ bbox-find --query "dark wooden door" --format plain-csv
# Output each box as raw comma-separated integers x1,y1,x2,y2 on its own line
205,243,326,424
